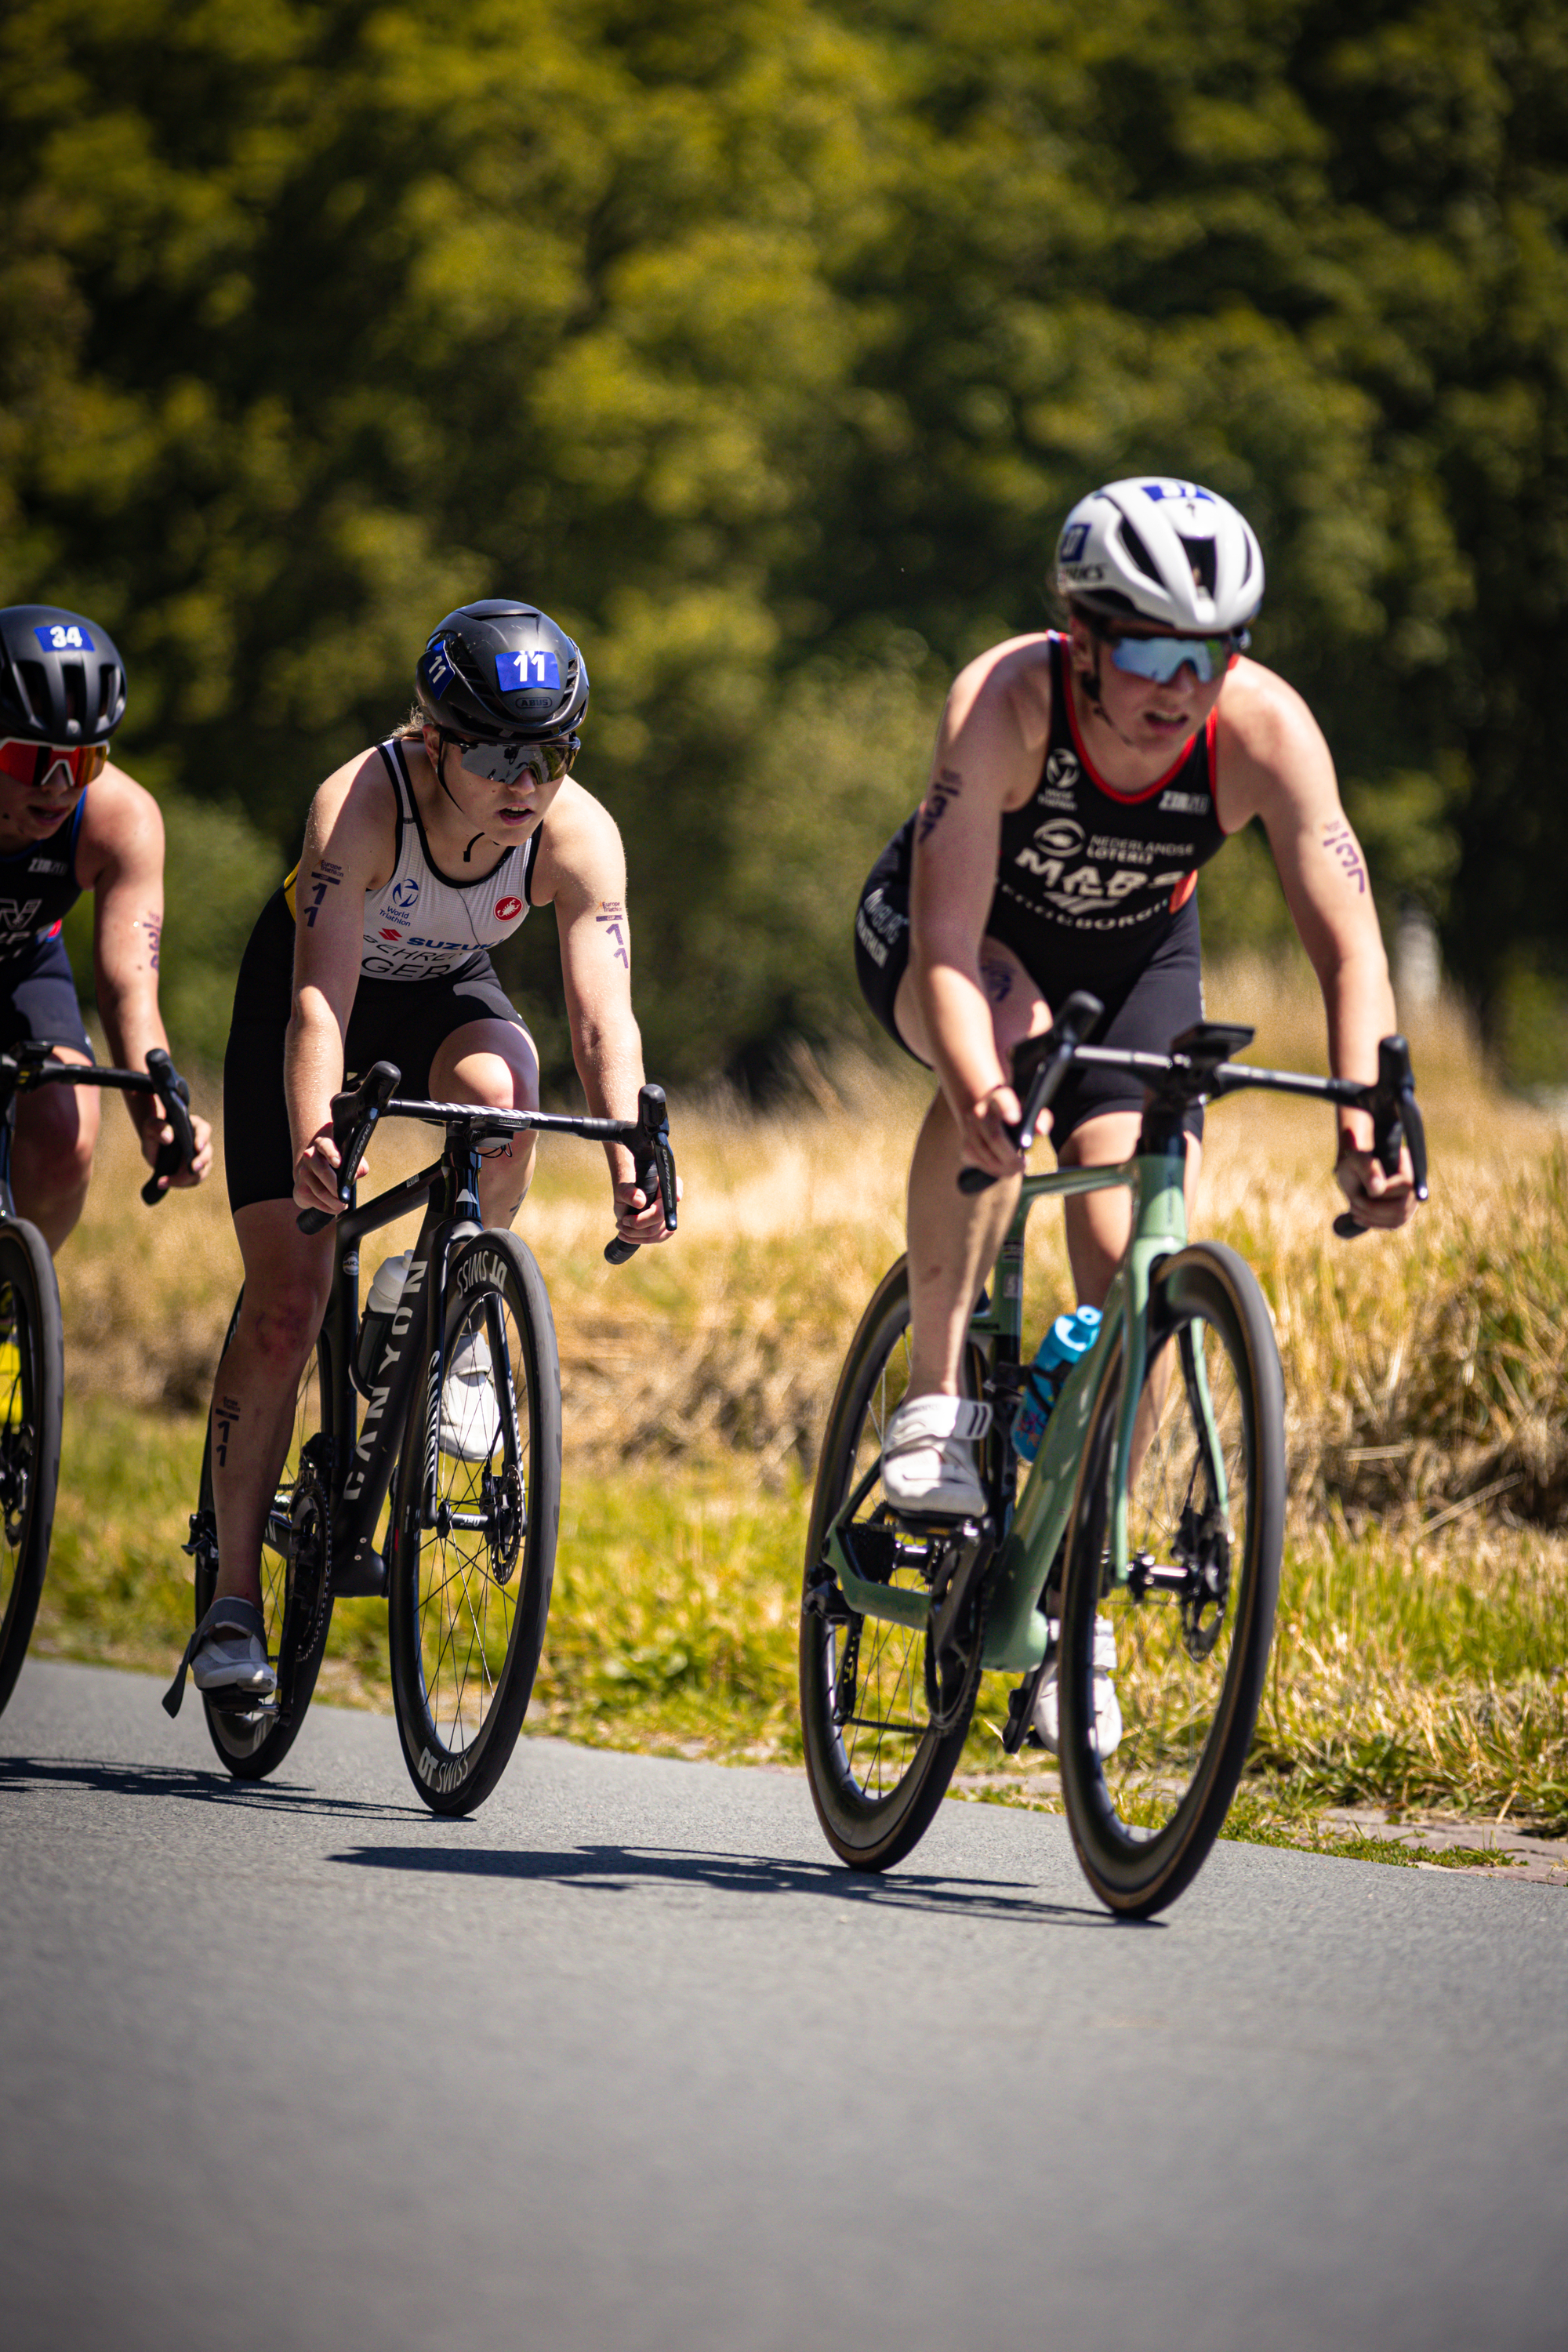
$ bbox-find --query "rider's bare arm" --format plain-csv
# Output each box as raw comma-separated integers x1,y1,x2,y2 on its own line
1215,663,1416,1228
532,781,673,1243
909,637,1054,1178
285,753,396,1213
76,764,213,1186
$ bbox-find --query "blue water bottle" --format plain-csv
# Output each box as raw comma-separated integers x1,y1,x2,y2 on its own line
1014,1305,1102,1464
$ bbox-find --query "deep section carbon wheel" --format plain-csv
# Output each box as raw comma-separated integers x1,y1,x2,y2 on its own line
0,1220,62,1717
389,1229,561,1816
799,1258,988,1871
193,1291,335,1780
1057,1242,1284,1916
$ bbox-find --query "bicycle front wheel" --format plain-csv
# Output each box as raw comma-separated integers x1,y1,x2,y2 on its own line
0,1221,62,1717
193,1292,335,1780
799,1258,985,1871
1058,1242,1284,1916
389,1230,561,1816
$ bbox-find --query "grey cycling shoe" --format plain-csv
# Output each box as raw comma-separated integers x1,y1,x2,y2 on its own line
162,1597,275,1719
880,1394,991,1518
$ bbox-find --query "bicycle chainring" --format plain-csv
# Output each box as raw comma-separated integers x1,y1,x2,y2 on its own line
287,1457,334,1667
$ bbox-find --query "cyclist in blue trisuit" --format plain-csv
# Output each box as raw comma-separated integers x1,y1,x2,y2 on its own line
194,600,675,1703
0,605,212,1247
853,477,1421,1750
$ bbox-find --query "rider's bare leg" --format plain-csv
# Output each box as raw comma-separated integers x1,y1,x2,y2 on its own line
897,938,1050,1399
11,1046,99,1254
426,1018,540,1229
209,1203,335,1609
1058,1112,1203,1308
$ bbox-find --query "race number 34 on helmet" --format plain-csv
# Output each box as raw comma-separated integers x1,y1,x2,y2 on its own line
0,604,128,793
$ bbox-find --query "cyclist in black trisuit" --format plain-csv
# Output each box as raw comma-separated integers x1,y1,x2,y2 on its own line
853,477,1421,1749
0,605,212,1247
192,600,676,1702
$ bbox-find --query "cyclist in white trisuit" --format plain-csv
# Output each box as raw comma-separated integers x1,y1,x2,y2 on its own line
194,600,675,1701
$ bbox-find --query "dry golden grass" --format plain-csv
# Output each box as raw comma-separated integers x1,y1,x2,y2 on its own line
40,964,1568,1829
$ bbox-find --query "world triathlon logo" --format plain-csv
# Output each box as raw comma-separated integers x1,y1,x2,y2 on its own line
387,877,419,923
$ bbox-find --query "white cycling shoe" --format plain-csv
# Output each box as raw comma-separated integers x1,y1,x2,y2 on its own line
880,1394,991,1519
1031,1614,1123,1758
191,1599,275,1699
440,1326,503,1464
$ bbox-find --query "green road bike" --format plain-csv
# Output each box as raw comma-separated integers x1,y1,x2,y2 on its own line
800,998,1428,1917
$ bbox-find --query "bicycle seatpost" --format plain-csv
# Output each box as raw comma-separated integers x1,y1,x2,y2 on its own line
958,990,1104,1195
605,1083,677,1265
296,1061,401,1235
1332,1034,1429,1240
140,1048,197,1207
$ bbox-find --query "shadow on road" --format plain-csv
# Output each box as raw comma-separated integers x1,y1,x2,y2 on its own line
331,1839,1144,1927
0,1752,415,1823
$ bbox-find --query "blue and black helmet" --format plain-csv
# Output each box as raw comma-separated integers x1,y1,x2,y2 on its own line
414,601,588,744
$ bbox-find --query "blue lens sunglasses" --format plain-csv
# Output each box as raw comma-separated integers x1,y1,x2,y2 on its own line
1093,622,1250,684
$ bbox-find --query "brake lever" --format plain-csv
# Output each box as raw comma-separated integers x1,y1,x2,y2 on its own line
297,1060,401,1235
1332,1036,1428,1241
958,991,1105,1195
605,1083,676,1265
140,1047,197,1207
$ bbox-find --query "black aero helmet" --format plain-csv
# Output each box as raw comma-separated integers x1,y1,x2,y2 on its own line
0,604,127,744
414,601,588,744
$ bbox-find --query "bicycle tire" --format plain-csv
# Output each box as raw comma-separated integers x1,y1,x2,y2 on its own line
1057,1241,1284,1916
389,1229,561,1816
192,1291,335,1780
799,1258,986,1871
0,1221,63,1718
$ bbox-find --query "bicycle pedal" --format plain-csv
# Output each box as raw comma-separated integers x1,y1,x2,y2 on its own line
205,1689,278,1722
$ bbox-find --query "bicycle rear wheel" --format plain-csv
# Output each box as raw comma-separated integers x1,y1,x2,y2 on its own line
1057,1242,1284,1916
389,1230,560,1816
0,1221,62,1718
192,1292,335,1780
799,1258,987,1871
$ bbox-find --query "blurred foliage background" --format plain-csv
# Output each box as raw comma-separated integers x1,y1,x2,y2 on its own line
4,0,1566,1084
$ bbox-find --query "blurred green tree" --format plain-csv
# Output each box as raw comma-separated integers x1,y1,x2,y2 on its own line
2,0,1563,1085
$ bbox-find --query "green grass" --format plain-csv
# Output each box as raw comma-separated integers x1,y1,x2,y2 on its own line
28,1399,1568,1849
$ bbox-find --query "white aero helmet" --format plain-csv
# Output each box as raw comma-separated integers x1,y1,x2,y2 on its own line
1055,477,1265,633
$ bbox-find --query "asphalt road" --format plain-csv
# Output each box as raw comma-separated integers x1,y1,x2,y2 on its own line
2,1661,1563,2352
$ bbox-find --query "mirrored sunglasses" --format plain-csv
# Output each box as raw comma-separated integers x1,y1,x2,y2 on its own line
0,739,110,790
1102,629,1248,685
454,734,579,788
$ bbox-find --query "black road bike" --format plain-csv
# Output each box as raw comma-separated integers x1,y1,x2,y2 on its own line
0,1040,195,1715
173,1062,677,1815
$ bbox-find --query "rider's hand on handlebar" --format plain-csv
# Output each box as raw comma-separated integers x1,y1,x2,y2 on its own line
1334,1138,1419,1230
139,1108,212,1192
612,1170,681,1247
292,1123,370,1218
958,1082,1033,1183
